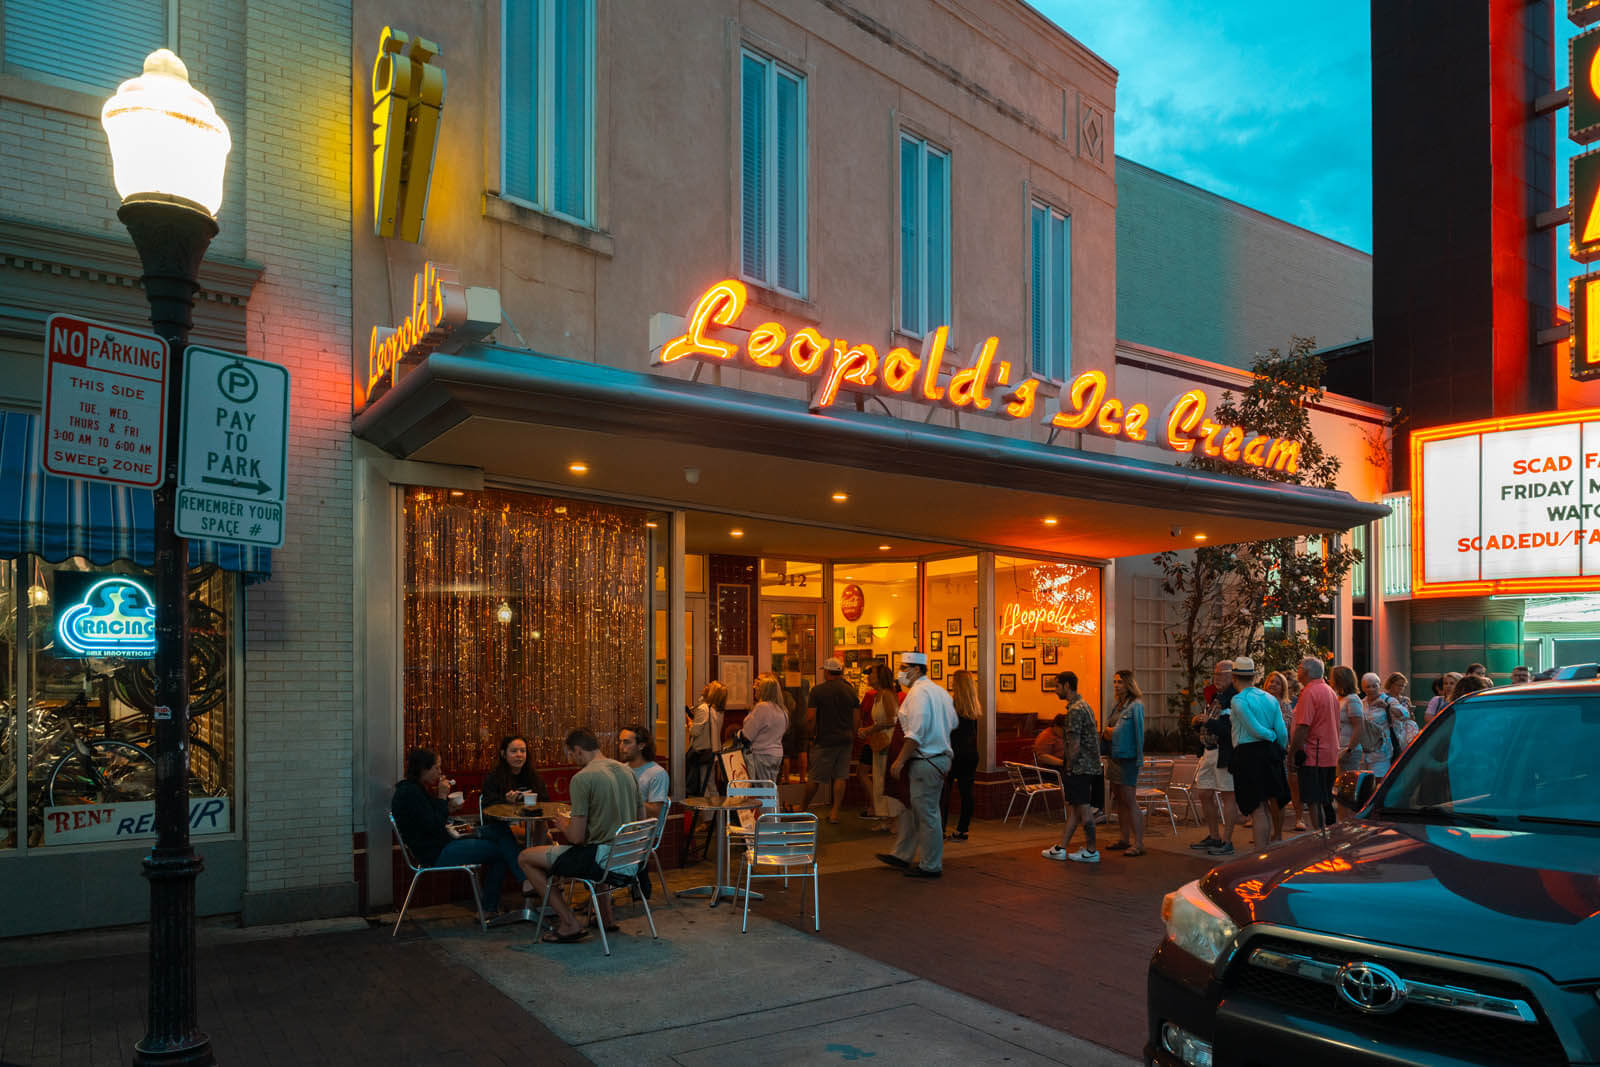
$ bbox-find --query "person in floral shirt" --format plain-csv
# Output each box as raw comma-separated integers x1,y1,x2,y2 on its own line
1042,670,1104,864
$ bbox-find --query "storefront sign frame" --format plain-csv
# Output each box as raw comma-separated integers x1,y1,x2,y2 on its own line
42,796,230,846
1410,406,1600,596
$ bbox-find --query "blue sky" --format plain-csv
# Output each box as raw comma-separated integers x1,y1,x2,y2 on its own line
1035,1,1374,252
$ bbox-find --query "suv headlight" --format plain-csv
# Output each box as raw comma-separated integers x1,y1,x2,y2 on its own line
1162,880,1239,965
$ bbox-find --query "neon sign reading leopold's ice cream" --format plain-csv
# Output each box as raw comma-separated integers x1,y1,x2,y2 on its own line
657,280,1301,474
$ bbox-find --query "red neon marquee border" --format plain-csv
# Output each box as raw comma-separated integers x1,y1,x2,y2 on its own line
1410,407,1600,598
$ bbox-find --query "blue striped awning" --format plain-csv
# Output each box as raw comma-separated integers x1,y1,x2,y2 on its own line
0,412,271,579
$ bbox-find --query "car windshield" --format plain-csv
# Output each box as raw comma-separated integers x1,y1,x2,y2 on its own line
1379,695,1600,828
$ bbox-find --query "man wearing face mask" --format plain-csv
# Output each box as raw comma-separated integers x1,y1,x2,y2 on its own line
876,651,958,879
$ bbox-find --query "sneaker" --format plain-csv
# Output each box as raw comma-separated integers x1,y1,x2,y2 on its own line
875,852,908,869
1189,836,1222,850
1207,842,1236,857
1068,848,1100,864
1042,845,1069,861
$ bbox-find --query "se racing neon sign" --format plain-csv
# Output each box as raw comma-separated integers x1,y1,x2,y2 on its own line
54,575,157,658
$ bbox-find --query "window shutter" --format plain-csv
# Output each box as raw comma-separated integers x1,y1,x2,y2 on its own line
503,0,538,202
1050,213,1068,380
1030,204,1047,372
1057,213,1072,379
900,136,921,334
4,0,163,93
550,0,589,220
774,70,802,294
925,148,948,328
740,53,767,282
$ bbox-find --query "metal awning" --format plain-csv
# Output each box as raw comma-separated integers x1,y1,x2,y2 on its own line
354,346,1389,560
0,412,271,578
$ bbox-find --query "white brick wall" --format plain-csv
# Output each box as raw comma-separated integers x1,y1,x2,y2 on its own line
0,0,355,911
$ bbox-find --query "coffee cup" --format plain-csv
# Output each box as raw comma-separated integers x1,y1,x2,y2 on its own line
447,791,464,810
523,794,539,808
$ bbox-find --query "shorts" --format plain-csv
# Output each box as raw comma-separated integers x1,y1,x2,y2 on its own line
782,722,808,759
1195,748,1234,792
548,843,607,880
809,743,853,781
1065,772,1098,806
1105,757,1141,786
1231,741,1290,816
1297,764,1335,807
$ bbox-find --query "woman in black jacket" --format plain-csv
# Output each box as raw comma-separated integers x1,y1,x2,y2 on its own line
391,748,513,912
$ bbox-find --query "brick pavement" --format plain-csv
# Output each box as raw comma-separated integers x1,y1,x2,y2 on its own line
0,925,587,1067
758,841,1214,1059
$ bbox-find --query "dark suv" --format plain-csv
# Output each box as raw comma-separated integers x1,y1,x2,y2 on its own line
1146,682,1600,1066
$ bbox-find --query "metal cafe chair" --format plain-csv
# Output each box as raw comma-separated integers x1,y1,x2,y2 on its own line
644,799,675,906
725,777,780,848
738,812,820,934
1165,758,1203,825
389,812,487,936
533,818,660,957
1001,761,1064,827
1137,759,1179,834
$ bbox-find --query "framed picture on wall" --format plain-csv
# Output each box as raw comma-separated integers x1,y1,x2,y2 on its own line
946,618,961,636
1041,672,1056,693
720,655,754,709
857,624,875,645
1041,644,1059,665
1021,658,1036,680
999,673,1016,693
833,626,846,645
930,659,943,680
929,631,942,652
1001,643,1015,665
965,635,978,669
948,645,961,667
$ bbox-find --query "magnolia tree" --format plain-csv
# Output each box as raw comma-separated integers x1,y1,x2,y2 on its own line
1154,338,1364,736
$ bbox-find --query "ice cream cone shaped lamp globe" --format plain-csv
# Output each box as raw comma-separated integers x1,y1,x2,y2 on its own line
101,49,230,217
102,48,228,1067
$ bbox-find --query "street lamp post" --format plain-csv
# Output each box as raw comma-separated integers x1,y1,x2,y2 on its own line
102,49,231,1067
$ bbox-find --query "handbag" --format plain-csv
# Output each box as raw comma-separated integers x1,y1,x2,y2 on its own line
866,725,893,754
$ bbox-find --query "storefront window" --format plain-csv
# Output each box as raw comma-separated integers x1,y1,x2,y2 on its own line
404,488,649,773
20,557,235,848
924,556,977,690
834,561,919,688
993,556,1102,736
0,560,15,850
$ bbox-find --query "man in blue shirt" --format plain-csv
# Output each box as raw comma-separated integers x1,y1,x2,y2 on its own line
1226,656,1291,850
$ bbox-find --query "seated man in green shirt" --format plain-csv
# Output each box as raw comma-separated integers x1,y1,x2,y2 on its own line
518,727,644,943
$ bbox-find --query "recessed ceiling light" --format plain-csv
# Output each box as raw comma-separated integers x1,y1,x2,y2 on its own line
730,528,745,538
878,544,892,551
449,490,465,498
1194,533,1207,542
843,575,855,581
568,462,589,474
645,521,658,528
831,491,849,502
1043,516,1058,526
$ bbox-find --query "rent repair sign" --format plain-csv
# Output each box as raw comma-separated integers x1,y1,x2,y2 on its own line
42,797,230,846
1412,408,1600,597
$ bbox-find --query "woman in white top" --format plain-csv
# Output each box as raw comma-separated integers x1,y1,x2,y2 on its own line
1384,671,1421,751
686,680,727,797
1359,672,1396,777
1424,672,1461,724
1331,665,1365,775
739,673,789,785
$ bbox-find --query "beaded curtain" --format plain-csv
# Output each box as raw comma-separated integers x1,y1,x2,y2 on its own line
403,488,649,772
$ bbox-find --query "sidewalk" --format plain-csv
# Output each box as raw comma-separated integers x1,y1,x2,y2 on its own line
0,807,1206,1066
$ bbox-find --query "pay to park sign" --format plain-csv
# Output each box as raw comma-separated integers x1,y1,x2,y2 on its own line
40,313,168,488
177,345,290,548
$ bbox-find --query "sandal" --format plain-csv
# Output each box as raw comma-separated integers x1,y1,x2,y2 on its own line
1123,847,1146,857
948,831,968,841
1104,840,1131,851
587,917,620,933
542,928,587,944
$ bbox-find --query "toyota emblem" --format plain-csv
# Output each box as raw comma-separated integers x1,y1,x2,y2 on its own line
1336,962,1408,1014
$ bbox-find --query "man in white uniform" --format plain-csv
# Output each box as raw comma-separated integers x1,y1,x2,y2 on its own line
876,651,958,878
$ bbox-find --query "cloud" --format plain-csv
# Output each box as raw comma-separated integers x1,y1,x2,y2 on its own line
1034,0,1372,251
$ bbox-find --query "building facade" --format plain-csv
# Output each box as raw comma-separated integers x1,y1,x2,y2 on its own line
0,0,356,935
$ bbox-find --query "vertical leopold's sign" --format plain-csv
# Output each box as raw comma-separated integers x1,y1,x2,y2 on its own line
372,26,443,242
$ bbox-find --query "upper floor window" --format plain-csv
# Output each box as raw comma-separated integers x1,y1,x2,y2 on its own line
1030,201,1072,381
503,0,594,224
899,134,949,336
741,48,806,296
3,0,164,93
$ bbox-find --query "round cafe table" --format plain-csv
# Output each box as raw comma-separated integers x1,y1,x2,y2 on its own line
677,795,764,908
480,801,571,926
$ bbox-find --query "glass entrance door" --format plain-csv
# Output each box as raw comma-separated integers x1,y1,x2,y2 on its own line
766,604,819,718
